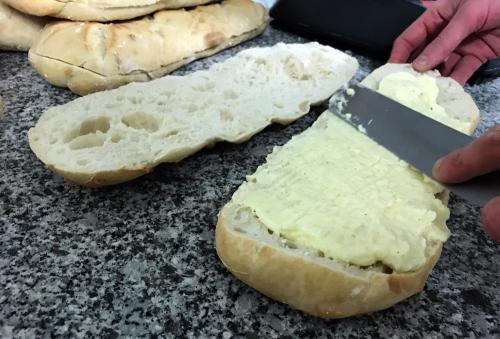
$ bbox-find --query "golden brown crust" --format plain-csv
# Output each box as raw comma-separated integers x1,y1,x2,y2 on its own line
3,0,216,22
0,2,48,51
214,64,479,318
28,0,268,95
215,204,443,318
34,137,208,187
48,165,151,187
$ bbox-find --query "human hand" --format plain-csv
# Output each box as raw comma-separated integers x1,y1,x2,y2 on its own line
433,125,500,241
389,0,500,85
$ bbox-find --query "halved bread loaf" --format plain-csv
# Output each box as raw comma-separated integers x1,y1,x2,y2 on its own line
28,0,268,95
28,42,359,187
3,0,216,22
217,203,444,318
216,64,480,318
360,63,480,134
0,2,48,51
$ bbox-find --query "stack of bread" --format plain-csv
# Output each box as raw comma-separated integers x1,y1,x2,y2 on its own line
0,0,268,94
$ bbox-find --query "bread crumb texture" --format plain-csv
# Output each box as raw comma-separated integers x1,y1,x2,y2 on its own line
378,72,471,133
232,112,451,272
28,42,358,186
230,70,479,272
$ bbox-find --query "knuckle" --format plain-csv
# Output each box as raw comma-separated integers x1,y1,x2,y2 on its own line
394,36,409,48
432,33,447,45
435,152,463,182
446,149,466,168
445,149,477,180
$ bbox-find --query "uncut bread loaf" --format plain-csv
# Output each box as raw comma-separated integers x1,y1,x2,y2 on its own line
2,0,216,22
0,2,48,51
28,0,268,95
28,42,359,187
215,64,480,318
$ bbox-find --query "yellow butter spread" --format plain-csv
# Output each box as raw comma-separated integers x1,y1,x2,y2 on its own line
232,72,462,272
378,72,470,133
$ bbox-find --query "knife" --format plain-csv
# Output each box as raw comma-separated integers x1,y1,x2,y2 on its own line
331,85,500,207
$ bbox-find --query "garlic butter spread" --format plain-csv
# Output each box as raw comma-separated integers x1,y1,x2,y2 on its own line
378,72,470,133
233,73,459,273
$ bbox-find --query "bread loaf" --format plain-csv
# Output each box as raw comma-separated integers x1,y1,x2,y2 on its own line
2,0,216,22
215,64,480,318
28,42,359,187
28,0,268,95
360,64,480,134
0,2,48,51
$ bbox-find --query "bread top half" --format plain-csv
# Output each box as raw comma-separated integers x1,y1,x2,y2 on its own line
28,42,359,186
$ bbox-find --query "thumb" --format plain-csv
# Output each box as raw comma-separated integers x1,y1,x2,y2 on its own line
433,125,500,183
482,197,500,242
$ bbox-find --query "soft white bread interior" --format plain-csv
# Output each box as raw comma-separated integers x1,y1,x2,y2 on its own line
28,42,359,187
28,0,268,95
216,63,480,318
360,63,480,134
0,2,48,51
2,0,216,22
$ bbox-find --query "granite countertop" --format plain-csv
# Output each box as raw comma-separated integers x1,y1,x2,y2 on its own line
1,25,499,338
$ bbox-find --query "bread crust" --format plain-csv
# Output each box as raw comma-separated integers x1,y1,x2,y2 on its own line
214,65,481,318
28,42,358,187
3,0,216,22
215,204,443,318
47,164,151,187
35,137,209,187
28,96,330,188
0,2,48,51
28,0,268,95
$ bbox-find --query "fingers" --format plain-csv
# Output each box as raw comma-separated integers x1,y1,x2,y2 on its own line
433,125,500,183
389,25,426,63
440,52,462,76
440,32,498,83
413,4,482,71
436,128,500,244
449,54,484,85
481,197,500,242
389,7,449,63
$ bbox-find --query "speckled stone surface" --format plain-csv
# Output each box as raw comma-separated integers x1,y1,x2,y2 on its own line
0,25,499,338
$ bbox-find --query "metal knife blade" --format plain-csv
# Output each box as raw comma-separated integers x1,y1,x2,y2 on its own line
331,85,500,206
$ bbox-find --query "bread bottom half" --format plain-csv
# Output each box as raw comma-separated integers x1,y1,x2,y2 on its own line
215,63,480,318
216,202,445,318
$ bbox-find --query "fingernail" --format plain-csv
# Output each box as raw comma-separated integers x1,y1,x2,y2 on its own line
414,55,428,71
432,158,443,178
